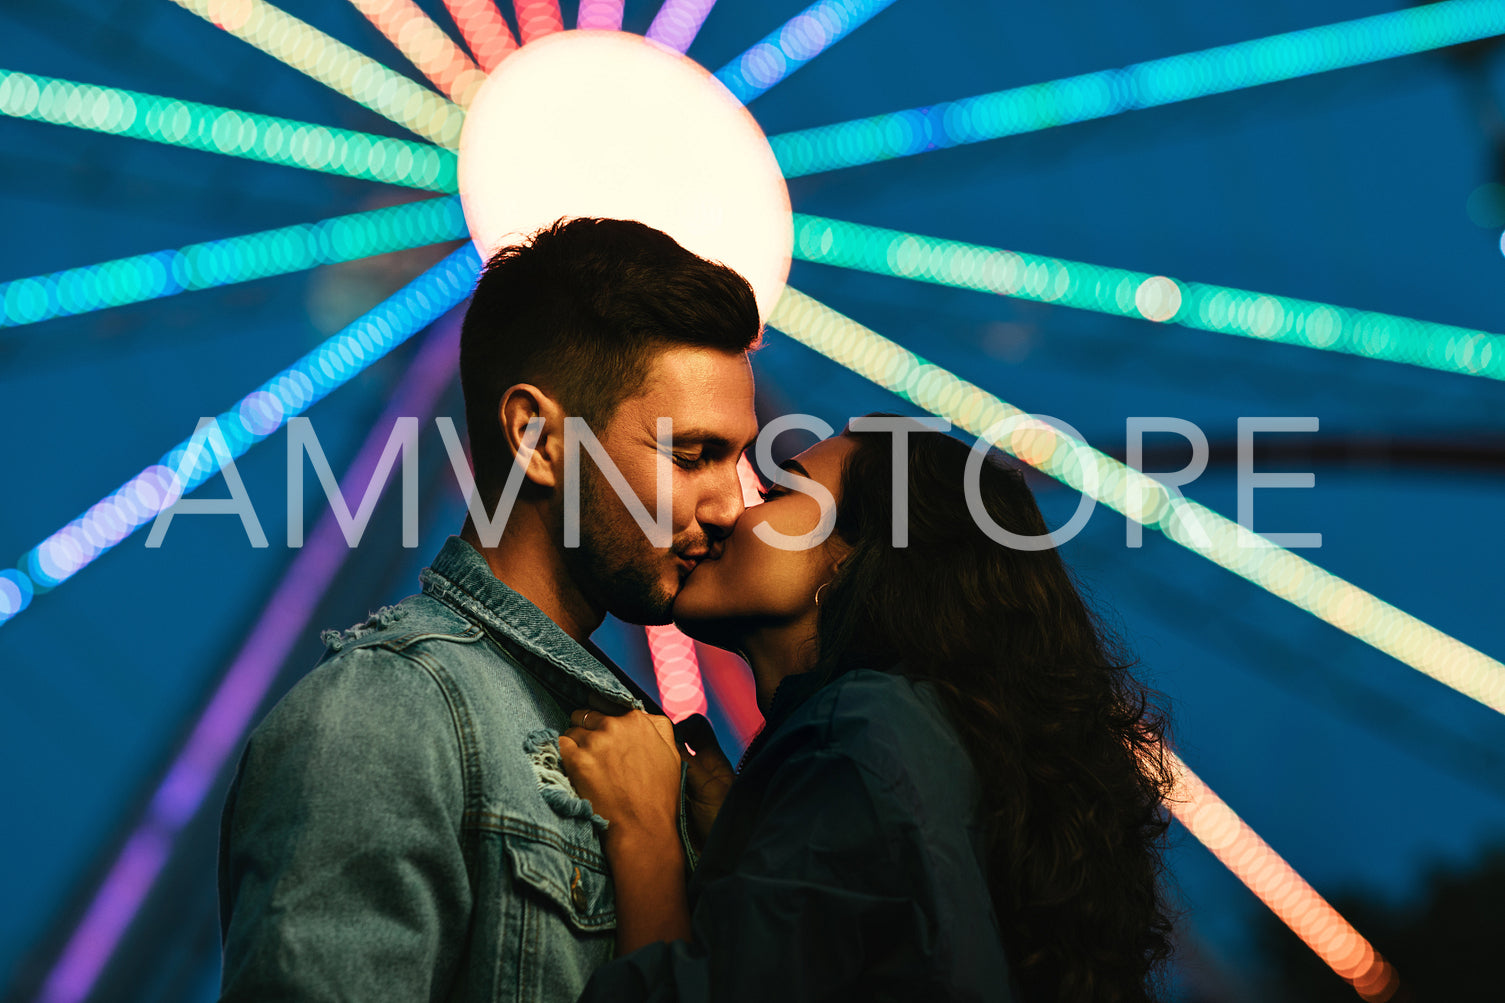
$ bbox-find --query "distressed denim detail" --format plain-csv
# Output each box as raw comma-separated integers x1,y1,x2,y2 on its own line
319,602,408,651
523,729,609,831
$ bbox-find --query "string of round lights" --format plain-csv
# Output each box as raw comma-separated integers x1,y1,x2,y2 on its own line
715,0,898,104
165,0,466,147
440,0,519,72
767,285,1505,718
0,69,457,192
0,197,467,329
1165,750,1399,1000
345,0,489,106
770,0,1505,177
1,246,480,625
791,213,1505,380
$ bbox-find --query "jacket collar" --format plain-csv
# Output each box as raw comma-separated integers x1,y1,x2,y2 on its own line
419,535,641,711
735,668,831,772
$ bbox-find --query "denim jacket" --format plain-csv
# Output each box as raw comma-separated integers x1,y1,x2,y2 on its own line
218,534,688,1003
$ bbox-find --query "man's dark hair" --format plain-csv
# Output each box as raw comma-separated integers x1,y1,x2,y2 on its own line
459,216,760,510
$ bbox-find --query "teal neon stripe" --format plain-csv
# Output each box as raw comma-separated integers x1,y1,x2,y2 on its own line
6,245,481,617
770,0,1505,177
0,197,469,329
791,213,1505,380
0,68,458,192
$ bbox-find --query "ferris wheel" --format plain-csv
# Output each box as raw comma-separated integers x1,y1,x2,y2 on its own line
3,2,1504,1001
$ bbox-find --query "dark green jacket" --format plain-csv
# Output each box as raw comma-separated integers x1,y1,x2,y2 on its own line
580,667,1024,1002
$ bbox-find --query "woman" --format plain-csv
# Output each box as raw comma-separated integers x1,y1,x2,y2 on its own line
558,414,1178,1002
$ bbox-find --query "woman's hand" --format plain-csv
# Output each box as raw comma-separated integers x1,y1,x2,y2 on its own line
558,708,683,853
673,714,736,853
559,708,693,951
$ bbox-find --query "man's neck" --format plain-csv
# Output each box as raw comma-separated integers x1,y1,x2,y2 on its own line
460,514,604,645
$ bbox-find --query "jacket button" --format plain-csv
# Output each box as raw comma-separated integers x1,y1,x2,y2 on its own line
570,866,587,913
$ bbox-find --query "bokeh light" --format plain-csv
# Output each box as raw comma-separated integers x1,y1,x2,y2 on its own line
1466,182,1505,228
0,69,456,191
1167,751,1400,1001
646,0,720,53
0,197,467,329
440,0,518,73
346,0,488,106
458,30,792,321
9,247,480,608
0,569,34,624
576,0,624,32
768,285,1505,718
791,213,1505,380
644,624,710,721
770,0,1505,176
716,0,897,104
165,0,465,148
512,0,565,44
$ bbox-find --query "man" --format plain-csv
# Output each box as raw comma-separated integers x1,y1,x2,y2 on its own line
218,217,760,1002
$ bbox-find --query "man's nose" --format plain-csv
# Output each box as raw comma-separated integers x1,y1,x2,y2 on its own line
698,461,746,543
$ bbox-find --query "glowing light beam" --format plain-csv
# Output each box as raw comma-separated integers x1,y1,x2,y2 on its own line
577,0,625,32
766,286,1505,718
441,0,519,73
513,0,564,43
646,0,718,53
645,624,710,722
1,246,481,627
0,197,467,330
165,0,464,148
769,0,1505,177
0,70,457,192
1168,751,1400,1001
33,316,464,1003
790,213,1505,380
346,0,488,106
716,0,899,105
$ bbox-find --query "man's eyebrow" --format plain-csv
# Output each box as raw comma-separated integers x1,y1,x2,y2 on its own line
671,428,756,452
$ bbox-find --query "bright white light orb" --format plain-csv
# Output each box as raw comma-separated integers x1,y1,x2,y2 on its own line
458,30,792,321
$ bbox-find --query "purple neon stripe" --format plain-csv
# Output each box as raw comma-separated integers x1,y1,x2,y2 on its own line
645,0,719,53
576,0,624,31
34,311,466,1003
38,831,170,1003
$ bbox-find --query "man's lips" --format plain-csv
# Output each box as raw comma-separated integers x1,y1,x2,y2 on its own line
674,548,719,575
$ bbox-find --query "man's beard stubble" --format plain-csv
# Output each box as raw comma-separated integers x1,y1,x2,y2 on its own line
559,457,677,626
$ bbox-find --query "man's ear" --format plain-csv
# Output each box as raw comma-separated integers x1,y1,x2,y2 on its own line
499,384,565,490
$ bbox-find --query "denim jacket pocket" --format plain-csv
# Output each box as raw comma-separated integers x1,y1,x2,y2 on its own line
501,826,616,933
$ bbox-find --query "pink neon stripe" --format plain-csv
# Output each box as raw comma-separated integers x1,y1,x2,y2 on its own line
352,0,482,102
645,624,709,721
694,641,761,744
1167,752,1400,1000
576,0,623,31
443,0,518,72
645,0,718,53
513,0,563,42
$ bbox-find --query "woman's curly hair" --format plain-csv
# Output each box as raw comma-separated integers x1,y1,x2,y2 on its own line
808,414,1180,1003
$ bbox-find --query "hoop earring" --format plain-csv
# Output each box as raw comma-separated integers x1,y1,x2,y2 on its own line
814,582,829,607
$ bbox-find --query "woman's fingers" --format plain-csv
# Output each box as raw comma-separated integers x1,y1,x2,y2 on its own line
673,713,730,767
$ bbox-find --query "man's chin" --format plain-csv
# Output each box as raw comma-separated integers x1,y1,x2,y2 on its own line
605,582,678,627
